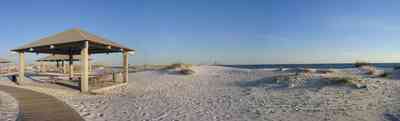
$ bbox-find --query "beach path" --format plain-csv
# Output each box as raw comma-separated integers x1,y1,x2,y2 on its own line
0,85,84,121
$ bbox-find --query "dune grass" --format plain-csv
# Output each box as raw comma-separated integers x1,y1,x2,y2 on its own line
164,63,195,75
326,74,366,88
377,72,391,78
164,63,193,70
316,69,337,74
354,61,371,68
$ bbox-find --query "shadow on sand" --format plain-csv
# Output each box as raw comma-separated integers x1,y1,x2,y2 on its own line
6,75,18,85
3,74,81,91
384,113,400,121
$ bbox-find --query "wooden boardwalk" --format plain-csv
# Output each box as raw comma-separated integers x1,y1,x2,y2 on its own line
0,85,84,121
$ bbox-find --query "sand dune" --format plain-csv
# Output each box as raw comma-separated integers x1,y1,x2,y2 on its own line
2,66,400,121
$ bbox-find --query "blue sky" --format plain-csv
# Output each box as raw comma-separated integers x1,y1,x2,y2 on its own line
1,0,400,65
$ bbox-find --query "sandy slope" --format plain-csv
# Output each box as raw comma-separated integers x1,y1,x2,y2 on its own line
63,66,400,121
2,66,400,121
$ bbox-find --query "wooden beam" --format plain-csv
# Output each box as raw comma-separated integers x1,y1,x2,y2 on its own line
18,52,25,84
123,51,129,83
80,41,89,92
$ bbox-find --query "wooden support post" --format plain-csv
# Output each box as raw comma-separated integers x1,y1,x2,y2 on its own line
63,61,67,74
39,61,43,72
18,52,25,84
42,63,45,72
56,61,60,68
88,59,92,73
56,61,60,72
61,61,64,73
123,51,129,83
80,41,89,92
69,55,74,80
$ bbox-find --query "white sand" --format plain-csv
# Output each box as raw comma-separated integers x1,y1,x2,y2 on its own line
0,91,18,121
2,66,400,121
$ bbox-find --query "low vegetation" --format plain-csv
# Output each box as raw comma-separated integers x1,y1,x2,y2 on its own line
289,68,316,74
377,72,391,78
303,68,315,73
164,63,193,70
325,74,366,88
164,63,195,75
180,68,195,75
272,75,291,84
316,69,337,74
272,74,312,88
362,66,378,75
354,61,371,68
353,61,381,76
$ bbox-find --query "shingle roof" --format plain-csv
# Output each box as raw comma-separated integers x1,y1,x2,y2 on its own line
12,28,135,53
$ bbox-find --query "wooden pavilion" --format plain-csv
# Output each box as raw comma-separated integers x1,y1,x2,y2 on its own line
11,28,135,92
37,54,93,74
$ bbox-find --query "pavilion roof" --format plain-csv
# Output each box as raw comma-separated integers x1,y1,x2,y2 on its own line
11,28,135,54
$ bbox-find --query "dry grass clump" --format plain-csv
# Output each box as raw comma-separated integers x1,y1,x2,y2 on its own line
316,69,337,74
272,75,291,84
377,72,391,78
164,63,195,75
359,66,379,76
272,74,312,88
353,61,380,76
165,63,193,70
180,68,195,75
325,74,366,88
303,68,316,73
354,61,371,68
289,68,316,74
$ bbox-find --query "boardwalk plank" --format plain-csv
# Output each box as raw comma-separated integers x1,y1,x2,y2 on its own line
0,85,85,121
